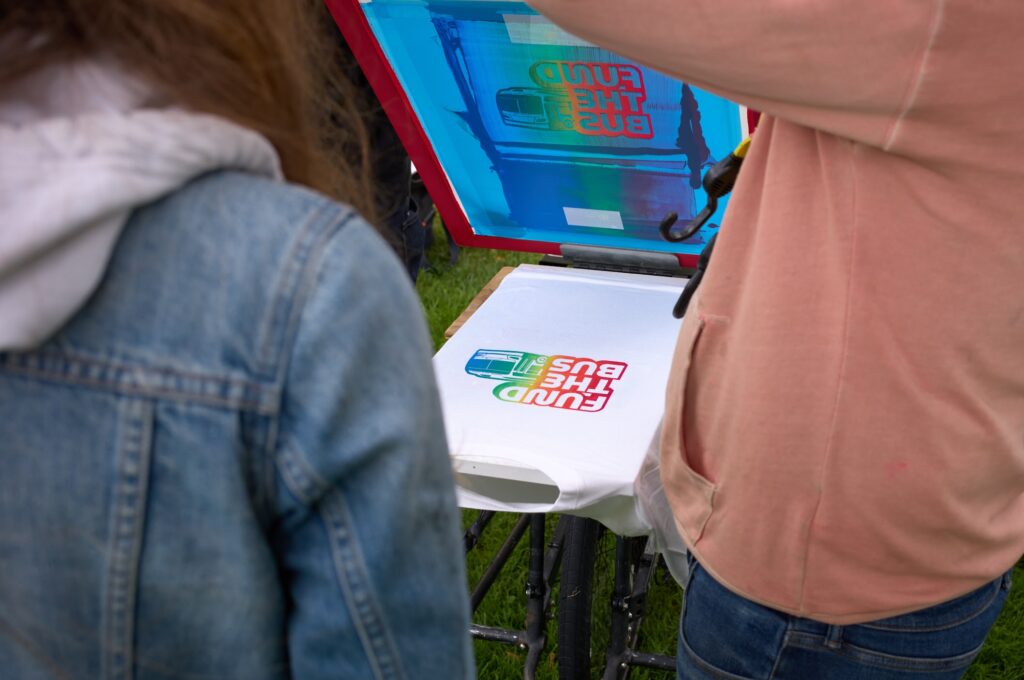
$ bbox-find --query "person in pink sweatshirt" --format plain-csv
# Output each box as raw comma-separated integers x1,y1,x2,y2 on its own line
527,1,1024,678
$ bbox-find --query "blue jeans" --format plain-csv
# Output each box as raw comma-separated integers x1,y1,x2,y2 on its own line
678,560,1012,679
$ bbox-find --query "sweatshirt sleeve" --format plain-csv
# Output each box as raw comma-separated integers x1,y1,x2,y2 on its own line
526,0,944,149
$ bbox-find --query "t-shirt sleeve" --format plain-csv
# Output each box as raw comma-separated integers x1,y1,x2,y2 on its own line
526,0,943,149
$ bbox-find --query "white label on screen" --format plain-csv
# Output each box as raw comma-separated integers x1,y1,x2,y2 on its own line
503,14,593,47
563,207,625,231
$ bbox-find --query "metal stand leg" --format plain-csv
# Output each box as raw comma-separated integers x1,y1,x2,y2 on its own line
602,537,675,678
466,513,570,680
603,536,634,679
464,510,496,553
522,514,547,679
470,514,530,612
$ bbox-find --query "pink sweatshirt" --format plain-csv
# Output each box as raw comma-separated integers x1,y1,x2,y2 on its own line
528,0,1024,623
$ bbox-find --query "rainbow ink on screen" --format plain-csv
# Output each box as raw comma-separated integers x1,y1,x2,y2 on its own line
518,61,653,139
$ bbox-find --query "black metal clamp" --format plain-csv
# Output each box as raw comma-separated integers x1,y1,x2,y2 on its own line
661,138,751,317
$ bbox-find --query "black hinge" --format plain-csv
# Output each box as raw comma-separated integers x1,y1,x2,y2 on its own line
549,244,694,278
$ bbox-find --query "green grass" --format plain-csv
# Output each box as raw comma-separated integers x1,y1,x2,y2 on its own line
965,567,1024,680
417,220,1024,679
458,512,682,680
415,224,542,349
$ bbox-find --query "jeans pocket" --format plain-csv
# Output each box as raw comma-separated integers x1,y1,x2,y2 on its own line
679,563,787,680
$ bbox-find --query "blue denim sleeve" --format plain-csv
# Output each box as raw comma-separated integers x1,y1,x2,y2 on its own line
271,214,474,680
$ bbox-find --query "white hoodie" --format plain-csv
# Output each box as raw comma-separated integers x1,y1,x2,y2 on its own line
0,59,281,350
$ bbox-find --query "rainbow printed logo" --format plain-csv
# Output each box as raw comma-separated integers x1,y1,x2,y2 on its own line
465,349,628,413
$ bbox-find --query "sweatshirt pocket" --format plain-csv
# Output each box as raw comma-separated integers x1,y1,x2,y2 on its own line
660,314,718,546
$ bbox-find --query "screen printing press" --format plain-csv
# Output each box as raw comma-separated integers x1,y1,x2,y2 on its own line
328,1,750,676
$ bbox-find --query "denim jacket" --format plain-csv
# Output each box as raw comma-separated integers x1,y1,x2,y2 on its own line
0,171,474,680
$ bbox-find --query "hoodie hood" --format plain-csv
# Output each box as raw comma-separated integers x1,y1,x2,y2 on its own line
0,59,280,350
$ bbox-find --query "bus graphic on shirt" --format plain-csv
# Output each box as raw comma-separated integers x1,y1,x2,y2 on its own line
465,350,549,383
465,349,627,413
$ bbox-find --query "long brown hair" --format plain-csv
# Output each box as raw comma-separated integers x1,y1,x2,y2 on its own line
0,0,375,220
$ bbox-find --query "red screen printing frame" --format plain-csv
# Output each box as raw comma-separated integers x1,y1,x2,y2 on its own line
325,0,759,266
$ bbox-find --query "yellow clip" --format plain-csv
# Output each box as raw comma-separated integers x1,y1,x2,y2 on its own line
733,137,752,159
